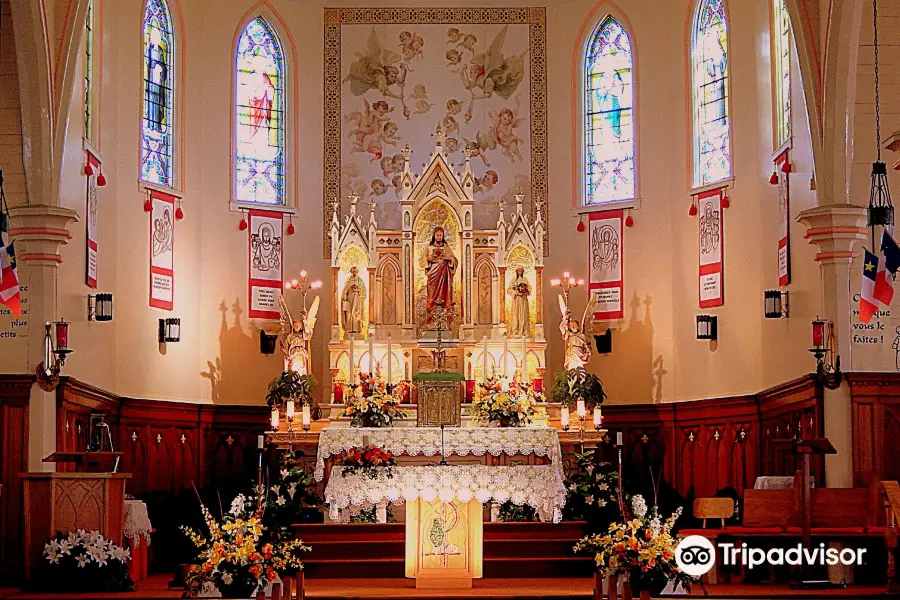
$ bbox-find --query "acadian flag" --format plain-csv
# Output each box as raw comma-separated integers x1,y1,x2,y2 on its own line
860,249,880,324
0,236,21,318
875,230,900,306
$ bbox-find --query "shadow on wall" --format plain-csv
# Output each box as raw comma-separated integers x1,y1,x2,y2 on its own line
201,299,282,404
594,293,662,404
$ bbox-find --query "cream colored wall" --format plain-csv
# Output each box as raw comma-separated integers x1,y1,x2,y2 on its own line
6,0,829,405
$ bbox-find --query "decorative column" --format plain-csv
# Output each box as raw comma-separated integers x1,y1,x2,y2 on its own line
797,204,868,488
8,205,79,471
534,266,544,325
368,267,376,336
332,266,340,337
498,266,507,326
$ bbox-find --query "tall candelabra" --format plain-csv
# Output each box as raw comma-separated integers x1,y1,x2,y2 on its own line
549,271,584,307
285,270,323,311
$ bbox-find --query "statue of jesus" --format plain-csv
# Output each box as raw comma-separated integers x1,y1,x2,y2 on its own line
421,226,458,312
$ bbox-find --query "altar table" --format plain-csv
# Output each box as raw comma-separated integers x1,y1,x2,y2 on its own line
314,426,564,482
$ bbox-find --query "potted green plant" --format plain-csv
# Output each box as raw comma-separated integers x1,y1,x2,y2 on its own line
552,367,605,410
266,371,316,408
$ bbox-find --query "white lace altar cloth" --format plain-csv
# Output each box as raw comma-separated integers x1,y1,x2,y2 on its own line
314,426,564,482
124,500,152,544
325,464,567,523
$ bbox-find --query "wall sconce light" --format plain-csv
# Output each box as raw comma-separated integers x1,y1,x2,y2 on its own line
88,293,113,321
158,318,181,343
36,320,74,390
696,315,717,340
764,290,789,319
260,330,278,354
594,328,612,354
809,317,842,389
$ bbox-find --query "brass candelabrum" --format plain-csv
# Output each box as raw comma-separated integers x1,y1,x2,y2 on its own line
285,270,323,312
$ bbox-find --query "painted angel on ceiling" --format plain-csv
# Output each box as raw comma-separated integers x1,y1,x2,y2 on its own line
460,25,528,123
279,294,319,376
343,28,411,118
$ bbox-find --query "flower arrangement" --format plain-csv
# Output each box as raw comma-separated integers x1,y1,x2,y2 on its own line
340,377,408,427
37,530,134,593
181,492,310,598
337,444,396,479
563,450,623,529
574,495,693,594
262,450,324,533
471,376,545,427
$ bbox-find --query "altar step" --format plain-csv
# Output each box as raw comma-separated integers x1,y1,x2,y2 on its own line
294,522,593,579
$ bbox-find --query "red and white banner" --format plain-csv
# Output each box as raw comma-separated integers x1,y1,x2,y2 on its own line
85,151,101,288
588,210,624,320
776,150,791,286
698,189,724,308
149,190,175,310
248,210,283,319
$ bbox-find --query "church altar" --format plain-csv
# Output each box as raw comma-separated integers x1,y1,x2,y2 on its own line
324,463,566,524
314,425,564,482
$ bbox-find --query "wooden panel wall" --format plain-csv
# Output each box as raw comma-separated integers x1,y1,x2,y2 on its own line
757,375,823,484
0,375,32,582
848,372,900,486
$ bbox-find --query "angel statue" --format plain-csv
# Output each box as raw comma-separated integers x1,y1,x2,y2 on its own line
279,294,320,376
558,294,592,371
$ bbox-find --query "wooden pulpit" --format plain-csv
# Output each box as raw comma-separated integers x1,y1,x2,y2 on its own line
21,461,130,579
405,497,483,588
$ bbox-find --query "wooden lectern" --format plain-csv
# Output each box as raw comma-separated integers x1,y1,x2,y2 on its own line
405,497,483,588
21,453,129,579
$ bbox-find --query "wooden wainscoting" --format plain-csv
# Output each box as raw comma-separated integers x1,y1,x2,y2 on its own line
848,372,900,486
757,375,822,484
0,374,32,582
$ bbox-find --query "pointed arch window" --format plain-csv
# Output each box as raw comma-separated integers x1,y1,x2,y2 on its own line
691,0,731,187
772,0,792,149
584,16,635,205
234,17,285,205
83,0,95,141
140,0,175,187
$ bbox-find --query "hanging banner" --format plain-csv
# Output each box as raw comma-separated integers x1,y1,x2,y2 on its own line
698,189,724,308
248,210,283,319
588,210,624,320
149,190,175,310
85,151,101,288
776,150,791,286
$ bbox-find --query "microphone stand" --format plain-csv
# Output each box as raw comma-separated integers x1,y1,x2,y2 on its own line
439,425,448,466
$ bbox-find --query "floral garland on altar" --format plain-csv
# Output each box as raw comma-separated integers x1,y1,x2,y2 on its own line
472,376,546,427
340,372,408,427
337,444,396,479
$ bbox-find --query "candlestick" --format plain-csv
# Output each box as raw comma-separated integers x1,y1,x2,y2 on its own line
593,406,602,429
349,334,355,385
520,335,527,377
270,407,279,430
501,378,509,393
302,404,311,428
616,431,623,446
387,334,393,384
561,407,570,429
482,335,489,381
503,332,509,378
286,400,295,420
257,434,264,450
368,333,374,375
576,400,586,419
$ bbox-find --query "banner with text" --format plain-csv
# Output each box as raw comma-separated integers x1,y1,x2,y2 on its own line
85,151,101,288
248,210,283,319
588,210,624,320
149,190,175,310
698,189,724,308
776,150,791,286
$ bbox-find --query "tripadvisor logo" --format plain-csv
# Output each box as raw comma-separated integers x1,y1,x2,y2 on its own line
675,536,716,577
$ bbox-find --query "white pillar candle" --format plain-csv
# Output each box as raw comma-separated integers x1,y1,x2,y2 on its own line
349,334,355,384
561,407,570,428
302,404,311,427
257,434,264,450
286,399,295,419
482,335,489,381
387,334,392,384
368,333,374,375
501,379,509,393
521,335,527,377
593,407,602,427
616,432,623,446
270,407,279,430
576,400,586,419
503,332,509,378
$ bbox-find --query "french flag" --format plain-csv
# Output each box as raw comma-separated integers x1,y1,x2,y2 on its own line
875,230,900,306
860,249,880,324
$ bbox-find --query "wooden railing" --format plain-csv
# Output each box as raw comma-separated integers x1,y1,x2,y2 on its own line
881,481,900,593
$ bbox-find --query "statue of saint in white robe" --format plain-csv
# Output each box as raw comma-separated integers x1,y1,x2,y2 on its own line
507,272,531,337
341,269,366,335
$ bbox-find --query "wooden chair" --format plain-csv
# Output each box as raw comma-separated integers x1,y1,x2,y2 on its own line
680,497,735,584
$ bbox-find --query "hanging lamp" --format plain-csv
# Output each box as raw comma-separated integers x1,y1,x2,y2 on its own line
867,0,894,245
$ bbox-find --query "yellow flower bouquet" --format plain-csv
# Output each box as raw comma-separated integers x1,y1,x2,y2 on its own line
340,378,408,427
472,376,545,427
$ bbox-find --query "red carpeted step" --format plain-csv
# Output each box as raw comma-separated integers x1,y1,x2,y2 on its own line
483,556,594,578
294,523,406,543
303,557,406,579
304,539,406,560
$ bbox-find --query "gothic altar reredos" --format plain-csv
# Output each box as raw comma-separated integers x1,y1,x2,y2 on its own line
328,130,547,385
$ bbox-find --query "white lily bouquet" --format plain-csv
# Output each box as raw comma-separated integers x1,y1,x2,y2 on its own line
38,530,134,592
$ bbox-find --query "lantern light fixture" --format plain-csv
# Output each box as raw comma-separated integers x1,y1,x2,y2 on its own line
696,315,717,341
88,293,114,322
809,317,842,389
158,318,181,344
36,320,74,390
764,290,789,319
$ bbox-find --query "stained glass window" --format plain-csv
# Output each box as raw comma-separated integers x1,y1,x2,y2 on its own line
691,0,731,187
235,17,285,205
584,16,634,205
83,0,94,141
140,0,174,186
772,0,792,148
